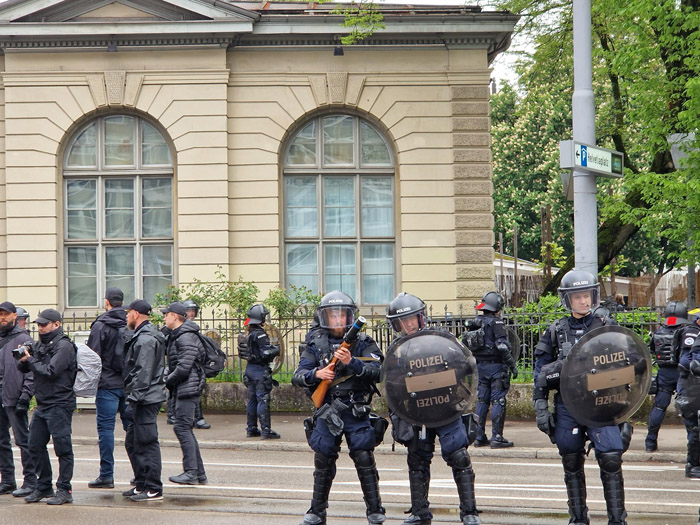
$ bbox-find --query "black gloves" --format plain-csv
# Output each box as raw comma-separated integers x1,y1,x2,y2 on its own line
15,397,30,415
534,398,555,443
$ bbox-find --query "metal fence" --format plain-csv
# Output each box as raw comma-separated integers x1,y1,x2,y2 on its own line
57,305,665,383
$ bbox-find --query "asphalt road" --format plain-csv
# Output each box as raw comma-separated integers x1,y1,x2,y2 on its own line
0,423,698,525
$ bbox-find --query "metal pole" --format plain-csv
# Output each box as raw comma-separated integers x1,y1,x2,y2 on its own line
572,0,598,276
499,232,504,295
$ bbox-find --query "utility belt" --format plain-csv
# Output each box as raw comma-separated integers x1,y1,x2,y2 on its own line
303,394,388,446
390,413,479,447
476,357,502,364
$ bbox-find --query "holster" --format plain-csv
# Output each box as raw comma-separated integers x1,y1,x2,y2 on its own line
462,413,479,446
649,375,658,395
369,413,389,446
314,398,348,437
390,412,415,445
303,416,315,443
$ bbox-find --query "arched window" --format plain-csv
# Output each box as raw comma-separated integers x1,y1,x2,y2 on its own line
283,114,395,305
63,115,174,307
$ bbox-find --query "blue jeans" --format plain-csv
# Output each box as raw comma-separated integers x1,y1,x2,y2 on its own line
95,388,128,479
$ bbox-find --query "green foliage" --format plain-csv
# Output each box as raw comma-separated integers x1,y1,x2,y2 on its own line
332,1,386,45
264,285,322,319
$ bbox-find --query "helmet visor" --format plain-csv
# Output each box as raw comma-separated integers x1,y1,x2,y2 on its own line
318,306,355,330
391,313,425,336
561,287,599,315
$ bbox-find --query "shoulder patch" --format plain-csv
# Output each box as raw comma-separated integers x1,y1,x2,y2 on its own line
494,319,504,325
257,334,267,339
686,337,696,346
369,353,381,360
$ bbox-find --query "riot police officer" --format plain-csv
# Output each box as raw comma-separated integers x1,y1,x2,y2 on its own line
676,308,700,478
387,292,481,525
462,291,517,448
644,301,688,452
243,304,280,439
533,270,629,525
292,291,385,525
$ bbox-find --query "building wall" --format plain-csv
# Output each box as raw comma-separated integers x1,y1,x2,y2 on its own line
0,43,494,314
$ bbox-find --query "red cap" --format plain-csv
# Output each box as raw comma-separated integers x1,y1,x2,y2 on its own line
475,302,486,310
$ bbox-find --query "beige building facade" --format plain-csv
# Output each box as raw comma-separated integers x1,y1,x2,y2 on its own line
0,0,517,315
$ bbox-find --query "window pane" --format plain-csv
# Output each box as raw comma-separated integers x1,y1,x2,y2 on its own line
324,177,355,237
360,121,391,165
323,116,354,166
142,178,172,238
142,246,172,306
67,247,97,306
362,243,394,304
286,244,318,294
105,116,135,166
106,246,135,303
141,121,172,166
105,179,134,239
285,177,317,237
362,177,394,237
287,121,317,165
324,244,355,297
66,180,96,239
67,123,97,168
144,276,172,305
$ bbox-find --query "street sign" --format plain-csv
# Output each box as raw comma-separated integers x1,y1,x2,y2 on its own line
560,140,624,178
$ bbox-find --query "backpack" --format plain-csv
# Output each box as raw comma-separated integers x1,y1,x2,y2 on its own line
237,331,251,360
74,342,102,397
197,333,226,378
109,326,128,374
653,329,679,366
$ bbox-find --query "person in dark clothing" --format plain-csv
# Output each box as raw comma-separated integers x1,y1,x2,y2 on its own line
162,302,207,486
677,308,700,478
122,299,167,502
243,304,280,439
292,291,385,525
644,301,689,453
0,301,35,498
462,291,517,448
533,270,629,525
388,292,481,525
17,308,77,505
183,299,210,430
87,287,129,489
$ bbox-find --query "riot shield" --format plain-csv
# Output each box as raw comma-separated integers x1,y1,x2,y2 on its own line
505,326,521,362
676,373,700,418
382,329,477,428
264,324,285,374
560,325,651,427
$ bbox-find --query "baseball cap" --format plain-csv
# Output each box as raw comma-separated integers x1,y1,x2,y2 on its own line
34,308,62,324
160,302,187,317
105,287,124,302
127,299,152,315
0,301,16,313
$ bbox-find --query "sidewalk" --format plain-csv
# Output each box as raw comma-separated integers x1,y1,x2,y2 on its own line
70,411,689,464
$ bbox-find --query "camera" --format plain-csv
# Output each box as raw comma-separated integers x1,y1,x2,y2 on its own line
12,343,32,360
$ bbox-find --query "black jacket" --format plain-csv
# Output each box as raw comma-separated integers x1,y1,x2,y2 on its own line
123,321,167,405
18,328,76,408
0,324,34,407
166,319,205,399
88,307,127,390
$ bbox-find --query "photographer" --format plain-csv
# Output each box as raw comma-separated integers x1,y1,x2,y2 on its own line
17,308,77,505
0,301,35,497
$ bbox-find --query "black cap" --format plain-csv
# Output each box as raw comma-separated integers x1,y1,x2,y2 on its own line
127,299,152,315
160,301,187,316
0,301,16,313
105,287,124,302
34,308,62,324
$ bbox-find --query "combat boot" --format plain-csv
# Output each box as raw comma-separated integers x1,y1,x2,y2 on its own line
489,434,514,448
402,454,432,525
300,452,335,525
490,403,513,448
447,448,481,525
562,452,589,525
686,440,700,478
350,450,385,524
597,452,627,525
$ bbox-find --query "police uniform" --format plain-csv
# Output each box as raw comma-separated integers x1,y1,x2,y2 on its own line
293,325,384,524
677,319,700,478
244,323,279,438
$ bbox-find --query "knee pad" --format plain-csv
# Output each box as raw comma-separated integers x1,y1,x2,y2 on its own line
349,449,375,469
561,452,585,473
496,397,507,407
407,451,432,472
314,451,337,472
446,447,471,470
597,451,622,473
261,393,271,404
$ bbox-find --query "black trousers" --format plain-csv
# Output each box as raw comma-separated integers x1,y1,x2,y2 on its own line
125,402,163,492
29,405,74,492
173,396,205,475
0,404,36,488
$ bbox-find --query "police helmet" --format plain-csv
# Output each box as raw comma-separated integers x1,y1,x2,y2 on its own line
386,292,426,334
183,299,199,317
558,269,600,315
663,300,688,326
475,291,504,313
246,304,270,325
16,307,29,320
316,290,356,330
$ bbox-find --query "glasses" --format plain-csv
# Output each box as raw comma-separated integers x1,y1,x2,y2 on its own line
36,322,49,327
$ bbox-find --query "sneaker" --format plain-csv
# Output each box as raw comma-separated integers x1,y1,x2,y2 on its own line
261,430,281,440
686,464,700,478
462,514,482,525
402,514,432,524
169,472,199,485
130,490,163,502
122,487,141,498
24,488,54,503
490,435,514,448
246,428,261,437
0,481,17,495
46,489,72,505
195,419,211,429
88,477,114,489
197,474,208,485
472,438,490,448
12,486,33,498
